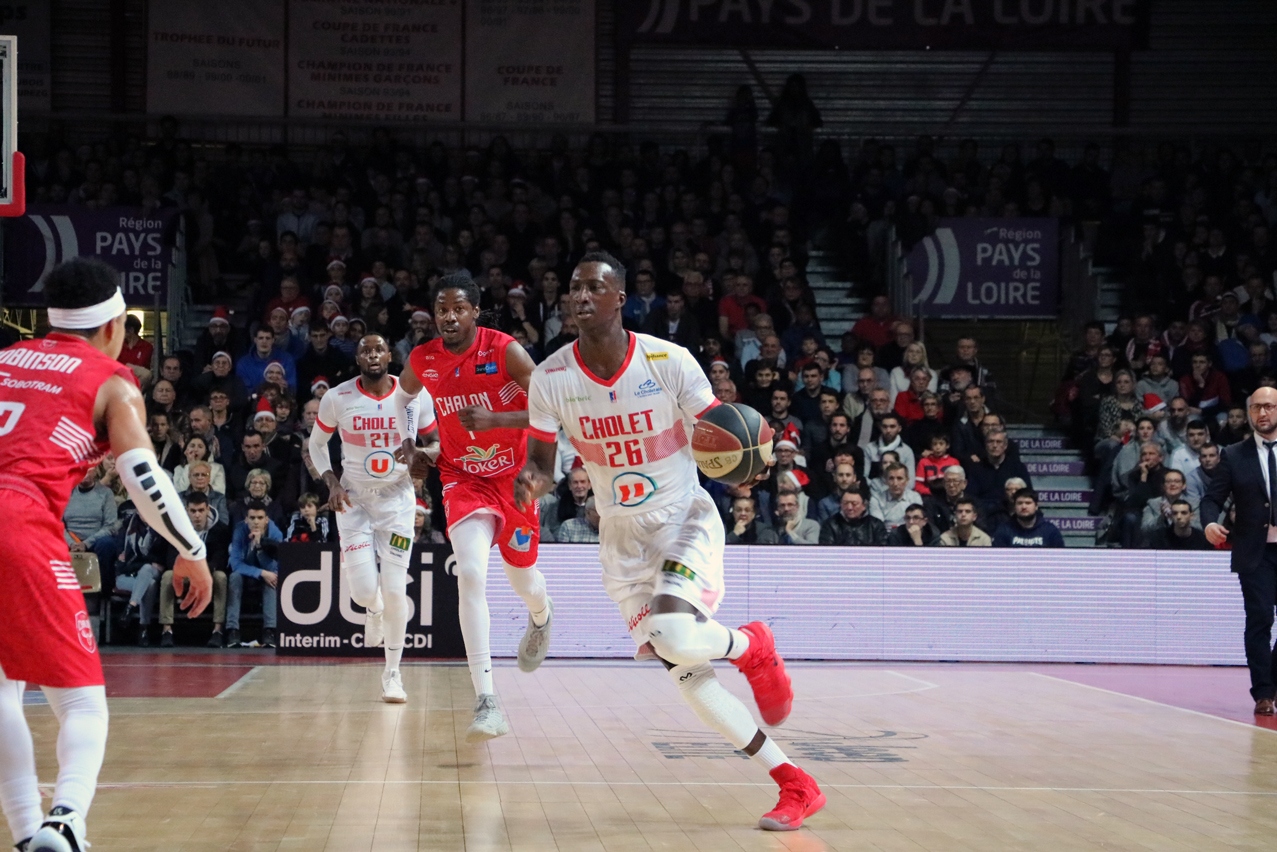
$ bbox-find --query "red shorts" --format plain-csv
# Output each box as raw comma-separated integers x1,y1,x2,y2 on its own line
441,474,540,569
0,491,103,687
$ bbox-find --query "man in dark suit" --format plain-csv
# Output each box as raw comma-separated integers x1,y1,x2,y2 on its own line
1203,387,1277,715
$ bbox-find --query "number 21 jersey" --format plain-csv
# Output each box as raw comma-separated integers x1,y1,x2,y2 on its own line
315,375,436,489
527,333,718,518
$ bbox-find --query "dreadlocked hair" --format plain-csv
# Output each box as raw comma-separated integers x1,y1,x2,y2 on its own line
431,269,482,309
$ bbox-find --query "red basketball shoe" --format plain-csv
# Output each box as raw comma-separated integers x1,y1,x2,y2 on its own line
730,621,793,726
759,764,826,831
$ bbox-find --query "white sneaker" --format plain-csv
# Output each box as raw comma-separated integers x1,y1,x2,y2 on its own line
381,669,407,704
364,609,384,648
465,694,510,743
517,597,554,673
30,807,87,852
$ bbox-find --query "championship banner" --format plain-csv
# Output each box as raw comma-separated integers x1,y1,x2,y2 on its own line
288,0,462,122
276,542,465,657
620,0,1150,50
2,207,180,307
905,218,1059,319
1,2,51,112
464,0,595,124
146,0,285,117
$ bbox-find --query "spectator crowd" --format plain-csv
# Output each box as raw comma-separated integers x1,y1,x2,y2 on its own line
37,93,1276,643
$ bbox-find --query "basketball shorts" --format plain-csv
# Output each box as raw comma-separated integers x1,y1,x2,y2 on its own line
0,490,103,687
600,488,726,648
441,474,540,569
336,478,416,567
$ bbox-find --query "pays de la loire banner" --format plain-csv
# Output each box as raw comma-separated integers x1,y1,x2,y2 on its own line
621,0,1150,50
2,207,179,307
465,0,595,124
146,0,285,116
288,0,463,122
276,542,464,658
906,218,1059,319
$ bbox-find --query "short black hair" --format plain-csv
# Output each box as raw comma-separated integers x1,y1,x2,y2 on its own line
43,258,119,313
578,250,627,287
1169,498,1193,511
432,269,482,308
185,491,209,507
244,499,270,514
1187,419,1209,432
1013,487,1039,504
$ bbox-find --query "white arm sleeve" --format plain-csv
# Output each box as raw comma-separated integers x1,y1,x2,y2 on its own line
115,447,208,561
392,383,418,443
308,425,334,477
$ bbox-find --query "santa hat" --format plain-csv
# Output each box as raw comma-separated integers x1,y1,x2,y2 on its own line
777,422,802,448
208,307,231,326
311,376,330,393
269,306,289,319
775,439,799,452
410,309,431,322
360,275,377,286
414,499,429,516
324,285,345,300
265,360,286,376
326,259,346,271
1142,393,1167,413
506,286,527,299
211,350,232,363
570,456,584,470
780,469,810,490
329,315,348,330
290,305,311,318
253,398,276,422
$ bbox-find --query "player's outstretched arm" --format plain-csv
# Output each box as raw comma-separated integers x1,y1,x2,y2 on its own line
101,375,214,617
515,436,558,511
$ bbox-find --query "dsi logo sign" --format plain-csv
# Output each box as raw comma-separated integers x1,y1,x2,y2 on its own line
905,218,1058,319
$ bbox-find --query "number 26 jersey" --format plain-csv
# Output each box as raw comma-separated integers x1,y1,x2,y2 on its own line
527,332,718,519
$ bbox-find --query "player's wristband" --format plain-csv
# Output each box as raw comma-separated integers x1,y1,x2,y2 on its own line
392,384,418,444
115,447,208,561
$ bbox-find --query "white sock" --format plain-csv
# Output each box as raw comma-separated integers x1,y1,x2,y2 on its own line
750,736,792,772
669,663,759,748
0,674,42,843
725,628,749,660
452,515,497,696
41,685,109,819
380,555,408,674
502,562,550,627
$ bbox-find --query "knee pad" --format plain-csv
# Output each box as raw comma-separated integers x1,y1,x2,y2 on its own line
341,538,379,608
647,611,717,668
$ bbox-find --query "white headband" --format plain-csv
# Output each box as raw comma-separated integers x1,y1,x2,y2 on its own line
48,289,127,329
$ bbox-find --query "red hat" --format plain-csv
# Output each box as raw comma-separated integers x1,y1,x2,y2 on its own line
570,456,584,470
311,375,330,392
781,469,810,490
1143,393,1167,413
253,397,276,421
209,307,231,326
414,499,429,515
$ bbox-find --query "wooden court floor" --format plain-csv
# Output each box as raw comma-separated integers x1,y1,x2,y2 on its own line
15,657,1277,851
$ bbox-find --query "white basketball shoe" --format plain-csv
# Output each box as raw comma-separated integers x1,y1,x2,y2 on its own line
465,694,510,743
517,598,554,672
29,807,87,852
381,669,407,704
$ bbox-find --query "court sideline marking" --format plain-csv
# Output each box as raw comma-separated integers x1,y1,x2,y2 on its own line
1030,672,1277,734
215,666,262,699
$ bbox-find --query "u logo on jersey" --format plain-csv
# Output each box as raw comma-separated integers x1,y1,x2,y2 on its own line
364,451,395,478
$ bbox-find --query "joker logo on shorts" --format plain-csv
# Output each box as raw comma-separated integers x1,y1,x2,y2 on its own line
75,610,96,653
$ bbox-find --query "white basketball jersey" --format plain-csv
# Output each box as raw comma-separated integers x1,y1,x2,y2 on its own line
316,375,436,489
528,333,718,518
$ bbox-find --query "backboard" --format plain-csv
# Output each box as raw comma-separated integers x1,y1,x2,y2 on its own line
0,34,24,217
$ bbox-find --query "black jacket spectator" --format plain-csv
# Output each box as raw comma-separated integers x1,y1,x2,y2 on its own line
818,512,887,546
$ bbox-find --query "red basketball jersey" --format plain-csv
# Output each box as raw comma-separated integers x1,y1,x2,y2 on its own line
0,333,136,516
408,327,528,482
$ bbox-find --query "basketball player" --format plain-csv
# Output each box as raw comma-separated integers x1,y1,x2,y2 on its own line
514,252,825,831
0,259,213,852
392,271,552,742
308,334,434,704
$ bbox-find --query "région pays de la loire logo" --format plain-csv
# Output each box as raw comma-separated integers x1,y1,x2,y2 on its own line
458,443,515,475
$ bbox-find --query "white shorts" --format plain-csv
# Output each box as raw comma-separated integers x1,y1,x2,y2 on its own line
335,478,416,565
598,488,725,647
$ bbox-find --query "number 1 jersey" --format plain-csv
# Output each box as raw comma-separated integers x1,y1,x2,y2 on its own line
527,333,718,519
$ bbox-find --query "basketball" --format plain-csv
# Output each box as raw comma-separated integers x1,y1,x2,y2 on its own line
691,402,776,486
